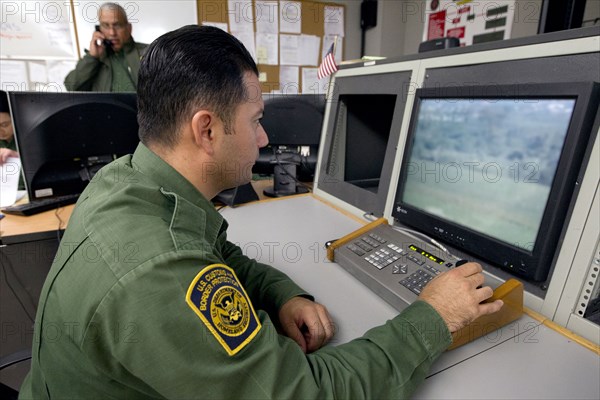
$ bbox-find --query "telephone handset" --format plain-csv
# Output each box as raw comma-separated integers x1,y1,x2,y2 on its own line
94,25,113,48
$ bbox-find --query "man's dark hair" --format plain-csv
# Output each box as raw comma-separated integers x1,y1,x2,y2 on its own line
137,25,259,147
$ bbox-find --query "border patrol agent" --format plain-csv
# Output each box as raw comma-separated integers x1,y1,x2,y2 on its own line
64,3,147,92
20,25,502,399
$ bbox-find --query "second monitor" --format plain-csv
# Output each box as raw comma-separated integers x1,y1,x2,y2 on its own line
9,92,139,202
254,93,325,197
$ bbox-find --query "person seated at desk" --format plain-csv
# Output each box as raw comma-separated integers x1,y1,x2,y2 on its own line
64,2,147,92
20,26,503,399
0,90,18,164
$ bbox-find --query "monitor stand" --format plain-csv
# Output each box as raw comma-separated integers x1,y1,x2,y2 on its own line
263,161,310,198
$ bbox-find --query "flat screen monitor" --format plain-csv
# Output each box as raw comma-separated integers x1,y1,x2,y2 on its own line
9,92,139,201
393,82,599,281
316,71,412,216
253,93,325,196
259,93,325,147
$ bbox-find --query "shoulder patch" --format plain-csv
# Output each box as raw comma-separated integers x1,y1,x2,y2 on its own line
186,264,261,356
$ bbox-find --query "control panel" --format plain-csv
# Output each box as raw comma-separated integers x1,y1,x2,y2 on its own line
331,221,458,311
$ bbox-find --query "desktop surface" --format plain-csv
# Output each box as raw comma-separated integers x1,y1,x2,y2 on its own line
221,195,599,398
2,194,598,397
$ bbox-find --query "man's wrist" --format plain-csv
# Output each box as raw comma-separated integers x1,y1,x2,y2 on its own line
84,49,101,60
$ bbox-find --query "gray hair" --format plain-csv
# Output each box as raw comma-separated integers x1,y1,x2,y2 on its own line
98,2,128,23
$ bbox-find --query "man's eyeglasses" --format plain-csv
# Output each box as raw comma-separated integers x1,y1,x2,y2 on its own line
99,22,126,31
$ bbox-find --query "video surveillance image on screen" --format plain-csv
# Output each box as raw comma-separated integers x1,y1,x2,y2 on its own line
401,97,576,251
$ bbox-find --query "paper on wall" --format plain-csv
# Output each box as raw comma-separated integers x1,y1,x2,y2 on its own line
301,68,325,95
256,33,278,65
280,34,300,65
228,0,255,33
280,1,301,33
279,66,299,94
256,1,278,34
299,35,320,66
324,6,345,37
45,60,76,92
28,62,48,84
0,60,28,91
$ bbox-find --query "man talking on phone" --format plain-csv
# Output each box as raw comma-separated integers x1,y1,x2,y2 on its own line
64,2,147,92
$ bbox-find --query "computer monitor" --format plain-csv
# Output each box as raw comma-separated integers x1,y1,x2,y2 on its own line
315,71,413,216
9,92,139,201
392,82,599,281
254,93,325,197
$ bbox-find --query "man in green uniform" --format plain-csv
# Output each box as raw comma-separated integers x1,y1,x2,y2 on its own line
20,26,503,399
64,3,147,92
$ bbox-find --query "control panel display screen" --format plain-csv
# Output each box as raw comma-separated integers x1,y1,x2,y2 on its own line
409,244,445,265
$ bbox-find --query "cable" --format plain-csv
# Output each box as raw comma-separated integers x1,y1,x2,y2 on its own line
55,207,65,242
363,212,377,222
273,149,312,192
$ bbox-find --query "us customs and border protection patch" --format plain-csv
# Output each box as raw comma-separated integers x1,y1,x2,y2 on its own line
186,264,261,356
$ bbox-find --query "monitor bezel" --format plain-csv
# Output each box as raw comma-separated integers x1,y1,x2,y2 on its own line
315,71,413,217
392,82,599,281
9,91,138,201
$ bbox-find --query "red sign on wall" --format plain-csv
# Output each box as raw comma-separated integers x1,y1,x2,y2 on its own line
427,10,446,40
447,26,466,39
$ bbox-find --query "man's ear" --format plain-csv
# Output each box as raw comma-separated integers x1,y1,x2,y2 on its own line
191,110,216,155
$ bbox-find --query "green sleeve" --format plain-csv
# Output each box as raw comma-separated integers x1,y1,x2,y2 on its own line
220,239,312,316
82,257,451,399
0,138,17,151
64,53,102,91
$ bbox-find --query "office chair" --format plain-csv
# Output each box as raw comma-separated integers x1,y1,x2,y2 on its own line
0,349,32,400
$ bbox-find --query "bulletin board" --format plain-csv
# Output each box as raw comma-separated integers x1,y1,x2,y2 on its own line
197,0,345,94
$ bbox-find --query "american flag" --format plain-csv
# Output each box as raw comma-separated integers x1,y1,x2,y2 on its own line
317,43,338,80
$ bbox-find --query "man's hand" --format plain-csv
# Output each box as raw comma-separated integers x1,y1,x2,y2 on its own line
0,148,18,164
419,262,504,333
279,297,335,353
89,31,106,58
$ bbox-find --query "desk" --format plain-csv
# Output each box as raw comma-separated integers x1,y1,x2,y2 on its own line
0,205,74,240
1,205,75,390
0,180,269,240
2,193,599,397
221,195,600,399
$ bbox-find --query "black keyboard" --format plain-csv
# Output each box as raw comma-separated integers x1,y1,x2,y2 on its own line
1,194,80,216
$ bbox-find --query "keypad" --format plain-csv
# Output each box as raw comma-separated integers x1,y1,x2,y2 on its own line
346,233,455,302
399,270,435,295
345,233,450,294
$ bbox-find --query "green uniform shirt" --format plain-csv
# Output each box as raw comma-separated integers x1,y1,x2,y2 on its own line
64,40,147,92
20,143,451,399
0,137,16,151
110,49,137,92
